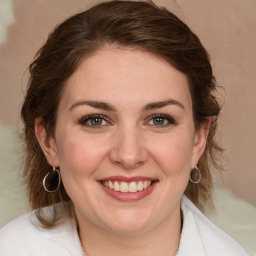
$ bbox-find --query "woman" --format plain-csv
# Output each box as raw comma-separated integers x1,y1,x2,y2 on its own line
0,1,250,255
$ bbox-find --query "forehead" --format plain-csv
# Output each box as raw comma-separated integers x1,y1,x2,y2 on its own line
60,46,192,110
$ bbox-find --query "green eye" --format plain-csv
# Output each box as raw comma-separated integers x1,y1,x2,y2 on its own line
79,115,108,127
90,117,104,126
148,114,175,126
152,117,166,126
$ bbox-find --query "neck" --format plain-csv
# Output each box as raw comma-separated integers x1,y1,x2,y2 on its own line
77,208,181,256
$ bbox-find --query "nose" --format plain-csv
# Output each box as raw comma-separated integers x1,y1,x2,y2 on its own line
109,126,148,170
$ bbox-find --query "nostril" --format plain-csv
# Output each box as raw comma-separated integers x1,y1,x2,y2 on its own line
110,148,149,169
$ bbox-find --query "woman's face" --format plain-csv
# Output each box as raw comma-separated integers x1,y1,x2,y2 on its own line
37,46,208,233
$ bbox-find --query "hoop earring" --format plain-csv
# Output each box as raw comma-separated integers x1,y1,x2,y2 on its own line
43,167,61,192
189,166,201,184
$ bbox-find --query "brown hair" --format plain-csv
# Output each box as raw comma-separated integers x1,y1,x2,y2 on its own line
21,0,222,227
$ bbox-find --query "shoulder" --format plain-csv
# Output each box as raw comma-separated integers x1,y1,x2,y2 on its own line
179,196,250,256
0,210,41,255
0,205,82,256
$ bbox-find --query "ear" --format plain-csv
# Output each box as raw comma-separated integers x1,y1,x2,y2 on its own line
35,118,60,167
191,118,211,168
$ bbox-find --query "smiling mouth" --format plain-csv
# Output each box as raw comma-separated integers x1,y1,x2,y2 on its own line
101,180,155,193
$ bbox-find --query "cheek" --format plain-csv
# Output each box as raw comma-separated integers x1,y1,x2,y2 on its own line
56,132,109,178
149,131,194,177
55,131,110,206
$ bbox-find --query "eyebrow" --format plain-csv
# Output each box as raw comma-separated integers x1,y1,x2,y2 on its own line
69,99,184,112
69,100,117,111
142,99,184,111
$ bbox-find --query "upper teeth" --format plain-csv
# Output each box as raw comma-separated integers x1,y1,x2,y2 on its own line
102,180,152,193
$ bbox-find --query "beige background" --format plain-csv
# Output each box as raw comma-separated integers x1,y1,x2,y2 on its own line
0,0,255,206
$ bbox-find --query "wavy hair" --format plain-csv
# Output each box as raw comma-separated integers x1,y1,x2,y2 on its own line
21,0,222,227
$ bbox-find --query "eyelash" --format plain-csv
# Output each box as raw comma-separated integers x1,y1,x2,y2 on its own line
79,114,111,127
147,114,176,127
79,114,176,128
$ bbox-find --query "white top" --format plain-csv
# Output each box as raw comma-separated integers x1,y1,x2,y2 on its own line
0,196,250,256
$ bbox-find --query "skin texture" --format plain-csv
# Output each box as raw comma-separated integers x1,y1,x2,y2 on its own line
35,46,209,256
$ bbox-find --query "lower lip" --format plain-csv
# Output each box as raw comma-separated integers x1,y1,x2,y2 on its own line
99,181,158,202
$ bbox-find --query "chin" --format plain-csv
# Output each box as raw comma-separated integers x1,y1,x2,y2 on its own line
98,209,155,234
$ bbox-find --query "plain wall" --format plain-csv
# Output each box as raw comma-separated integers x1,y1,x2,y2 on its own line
0,0,255,206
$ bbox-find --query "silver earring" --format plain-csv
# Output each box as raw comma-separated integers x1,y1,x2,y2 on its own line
189,166,201,184
43,167,61,192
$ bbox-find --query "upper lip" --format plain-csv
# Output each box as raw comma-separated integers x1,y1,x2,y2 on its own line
99,176,157,182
